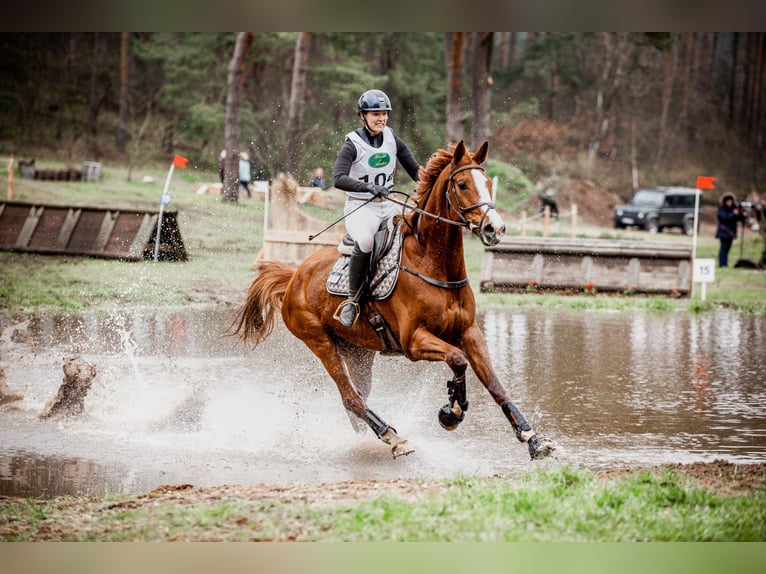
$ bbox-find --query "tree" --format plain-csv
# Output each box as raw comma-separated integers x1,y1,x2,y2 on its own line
444,32,465,144
117,32,130,153
285,32,312,178
223,32,254,202
469,32,493,150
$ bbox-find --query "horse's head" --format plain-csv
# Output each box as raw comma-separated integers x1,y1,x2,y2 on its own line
445,141,506,246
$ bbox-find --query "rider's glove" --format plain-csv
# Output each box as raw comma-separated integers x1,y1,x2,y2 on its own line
365,183,390,198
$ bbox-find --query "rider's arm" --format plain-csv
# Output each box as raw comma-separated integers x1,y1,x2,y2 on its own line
332,140,370,193
393,133,420,182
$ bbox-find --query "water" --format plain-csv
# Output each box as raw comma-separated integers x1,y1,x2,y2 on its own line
1,307,764,497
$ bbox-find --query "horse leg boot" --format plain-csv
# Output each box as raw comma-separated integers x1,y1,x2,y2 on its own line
365,408,414,458
502,401,556,460
334,245,371,328
438,374,469,431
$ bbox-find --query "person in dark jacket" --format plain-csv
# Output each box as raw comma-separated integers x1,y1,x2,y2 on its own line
715,193,746,267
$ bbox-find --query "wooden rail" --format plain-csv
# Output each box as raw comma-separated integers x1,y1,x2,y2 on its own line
0,200,186,261
481,236,692,294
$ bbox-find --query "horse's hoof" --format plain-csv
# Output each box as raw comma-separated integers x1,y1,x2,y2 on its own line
391,441,414,459
527,433,556,460
438,404,464,431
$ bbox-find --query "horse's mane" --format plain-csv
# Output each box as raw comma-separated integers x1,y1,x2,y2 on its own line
411,145,455,204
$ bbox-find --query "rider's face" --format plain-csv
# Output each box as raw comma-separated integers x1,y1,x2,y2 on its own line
363,110,388,135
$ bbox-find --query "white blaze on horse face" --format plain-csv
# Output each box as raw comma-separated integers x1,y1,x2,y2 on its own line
471,168,505,230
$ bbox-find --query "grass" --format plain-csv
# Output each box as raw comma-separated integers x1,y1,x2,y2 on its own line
1,466,764,541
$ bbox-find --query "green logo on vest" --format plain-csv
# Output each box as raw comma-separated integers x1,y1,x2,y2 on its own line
368,153,391,168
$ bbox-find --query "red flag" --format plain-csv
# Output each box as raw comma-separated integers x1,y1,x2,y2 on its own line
696,176,716,190
172,154,189,169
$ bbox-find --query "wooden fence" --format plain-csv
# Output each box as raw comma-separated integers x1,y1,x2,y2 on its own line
481,236,693,294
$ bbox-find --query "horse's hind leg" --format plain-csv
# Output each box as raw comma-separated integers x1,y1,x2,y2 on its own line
336,340,375,434
299,332,414,458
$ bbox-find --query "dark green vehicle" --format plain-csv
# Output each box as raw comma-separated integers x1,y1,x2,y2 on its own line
613,187,701,235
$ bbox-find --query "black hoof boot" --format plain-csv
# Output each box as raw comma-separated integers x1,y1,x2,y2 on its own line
438,404,465,431
527,433,556,460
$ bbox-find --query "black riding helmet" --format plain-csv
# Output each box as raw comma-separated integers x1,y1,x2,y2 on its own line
358,89,392,113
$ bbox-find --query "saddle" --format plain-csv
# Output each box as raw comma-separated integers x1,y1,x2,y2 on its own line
326,218,403,301
326,218,403,354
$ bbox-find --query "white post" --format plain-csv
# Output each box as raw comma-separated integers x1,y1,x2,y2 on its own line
262,181,270,259
153,163,175,262
690,187,701,298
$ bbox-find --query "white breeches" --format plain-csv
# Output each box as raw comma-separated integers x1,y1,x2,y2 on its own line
343,198,399,253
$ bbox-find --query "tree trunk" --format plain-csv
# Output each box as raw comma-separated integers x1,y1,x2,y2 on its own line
223,32,254,203
444,32,465,144
729,32,739,121
55,35,74,143
116,32,130,153
548,36,559,121
469,32,493,151
285,32,312,178
87,33,102,139
656,43,677,162
587,33,620,164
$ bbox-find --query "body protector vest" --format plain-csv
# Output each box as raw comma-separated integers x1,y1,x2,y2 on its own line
345,127,397,200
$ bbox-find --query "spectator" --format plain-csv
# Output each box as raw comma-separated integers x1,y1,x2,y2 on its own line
217,150,226,184
308,167,327,190
239,152,251,198
715,193,745,267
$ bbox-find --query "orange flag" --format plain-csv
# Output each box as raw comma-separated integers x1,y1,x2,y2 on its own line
172,154,189,169
696,176,716,190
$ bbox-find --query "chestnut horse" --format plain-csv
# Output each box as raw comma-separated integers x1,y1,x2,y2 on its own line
233,140,555,460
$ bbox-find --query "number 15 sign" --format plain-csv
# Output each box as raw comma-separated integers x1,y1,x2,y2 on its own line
693,258,716,283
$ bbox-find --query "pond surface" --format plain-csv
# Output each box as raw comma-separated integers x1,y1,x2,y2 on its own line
1,306,764,497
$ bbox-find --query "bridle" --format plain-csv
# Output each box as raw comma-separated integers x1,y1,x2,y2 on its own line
389,163,497,233
445,164,497,233
389,162,498,290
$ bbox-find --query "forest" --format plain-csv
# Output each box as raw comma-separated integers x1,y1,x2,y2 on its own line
1,32,763,205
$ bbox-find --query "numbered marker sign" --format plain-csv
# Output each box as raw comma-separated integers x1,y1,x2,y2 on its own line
693,258,716,283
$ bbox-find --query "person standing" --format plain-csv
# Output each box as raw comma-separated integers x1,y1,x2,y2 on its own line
715,193,746,267
238,152,252,198
308,167,327,190
331,89,420,327
217,150,226,185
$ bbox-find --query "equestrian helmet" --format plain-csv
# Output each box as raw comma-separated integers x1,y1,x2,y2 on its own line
358,89,392,112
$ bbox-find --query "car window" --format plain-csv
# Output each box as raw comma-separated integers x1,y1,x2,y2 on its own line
632,190,664,206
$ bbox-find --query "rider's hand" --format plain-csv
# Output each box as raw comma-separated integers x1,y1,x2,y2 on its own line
365,183,390,198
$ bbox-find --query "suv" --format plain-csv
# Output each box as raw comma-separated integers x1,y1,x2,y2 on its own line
614,187,701,235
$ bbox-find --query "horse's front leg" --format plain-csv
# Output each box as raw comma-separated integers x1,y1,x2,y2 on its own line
461,322,556,460
402,326,472,431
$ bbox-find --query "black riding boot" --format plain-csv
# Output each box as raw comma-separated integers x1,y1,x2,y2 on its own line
335,245,371,328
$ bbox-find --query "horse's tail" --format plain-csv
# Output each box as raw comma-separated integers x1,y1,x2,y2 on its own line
232,261,295,347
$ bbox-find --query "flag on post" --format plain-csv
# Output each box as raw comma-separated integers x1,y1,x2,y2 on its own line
696,176,716,190
172,154,189,169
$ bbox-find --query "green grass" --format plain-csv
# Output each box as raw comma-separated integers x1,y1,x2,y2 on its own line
2,466,763,541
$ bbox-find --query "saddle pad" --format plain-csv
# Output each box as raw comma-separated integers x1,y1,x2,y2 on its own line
326,223,403,301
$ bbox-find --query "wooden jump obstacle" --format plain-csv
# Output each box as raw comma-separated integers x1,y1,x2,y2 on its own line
481,236,693,294
253,173,343,269
0,200,187,261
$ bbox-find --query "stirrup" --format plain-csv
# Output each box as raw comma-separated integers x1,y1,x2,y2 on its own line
333,299,360,327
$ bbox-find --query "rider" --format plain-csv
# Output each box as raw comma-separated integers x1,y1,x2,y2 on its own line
332,89,421,327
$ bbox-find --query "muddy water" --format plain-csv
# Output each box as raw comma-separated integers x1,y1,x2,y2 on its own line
1,307,764,497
